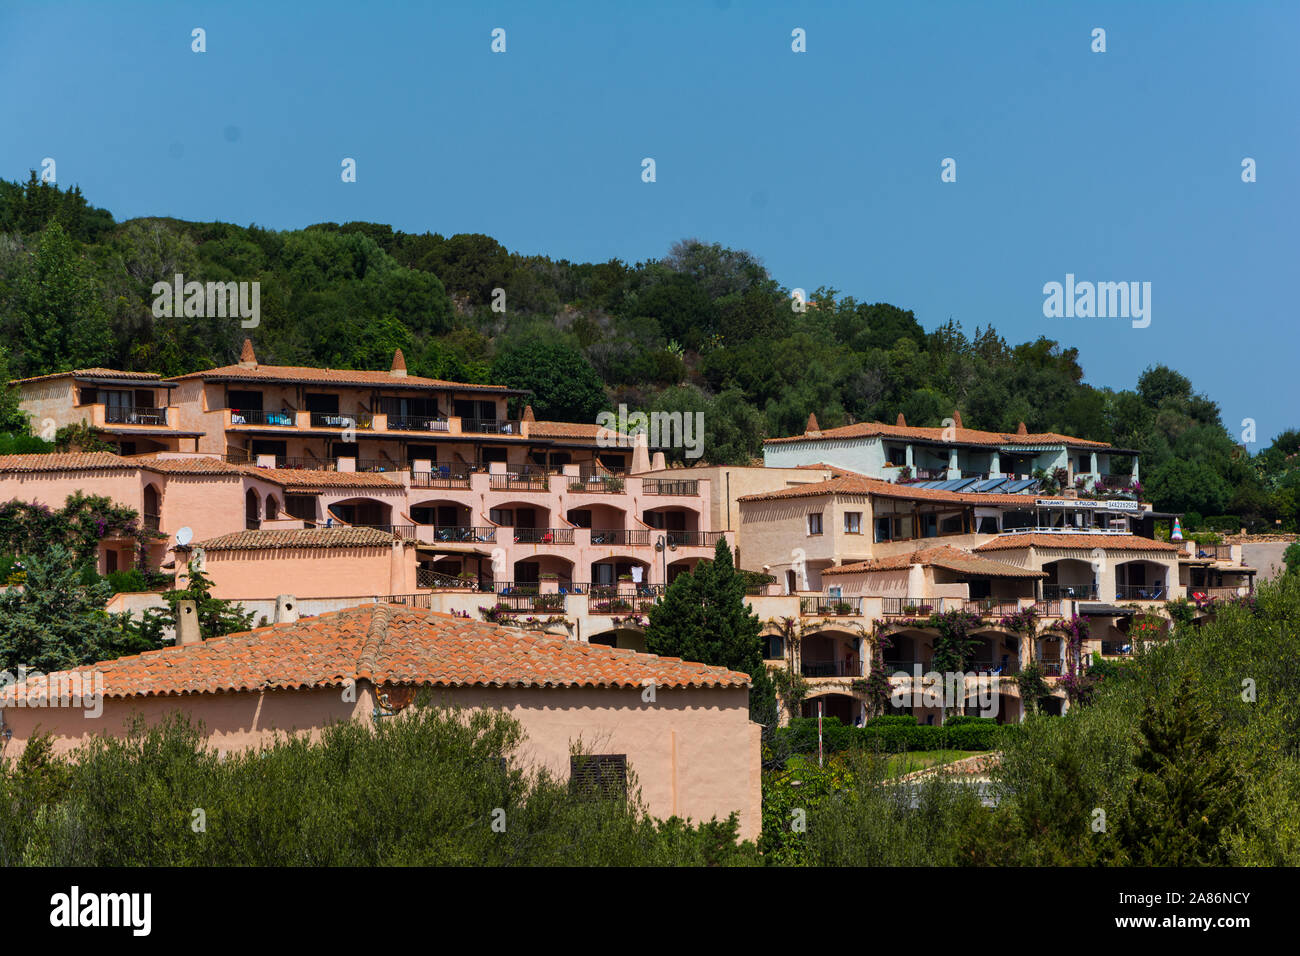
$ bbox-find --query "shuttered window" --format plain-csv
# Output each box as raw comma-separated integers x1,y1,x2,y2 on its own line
569,754,628,800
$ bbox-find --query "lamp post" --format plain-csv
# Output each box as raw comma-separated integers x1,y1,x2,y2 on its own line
654,534,677,587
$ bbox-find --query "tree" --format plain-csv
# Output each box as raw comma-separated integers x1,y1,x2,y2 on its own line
1284,542,1300,576
1115,672,1246,865
15,220,113,375
491,340,607,422
0,544,116,673
645,540,776,724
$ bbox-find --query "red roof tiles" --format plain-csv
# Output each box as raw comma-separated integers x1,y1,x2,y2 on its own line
973,533,1178,553
2,605,750,701
764,419,1111,449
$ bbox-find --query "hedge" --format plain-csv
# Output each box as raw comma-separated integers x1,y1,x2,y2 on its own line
772,715,1002,756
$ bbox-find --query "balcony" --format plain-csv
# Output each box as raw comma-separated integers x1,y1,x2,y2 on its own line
882,659,931,673
881,597,945,616
800,596,863,616
350,523,417,539
490,472,549,492
227,408,294,427
1115,583,1167,601
642,479,699,496
590,529,651,547
663,530,726,547
463,418,522,435
801,659,861,678
1040,661,1064,677
411,468,473,489
971,657,1020,674
567,475,625,494
387,415,450,433
962,599,1025,619
1043,583,1097,600
511,527,576,545
105,406,168,426
419,525,497,544
309,411,372,430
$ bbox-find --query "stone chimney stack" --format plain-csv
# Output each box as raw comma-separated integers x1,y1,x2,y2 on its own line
896,413,906,427
805,413,821,437
238,338,258,369
274,594,299,624
177,599,201,645
391,349,408,378
1016,421,1028,436
952,410,964,430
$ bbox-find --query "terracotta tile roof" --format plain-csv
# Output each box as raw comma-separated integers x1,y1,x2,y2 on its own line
237,467,404,492
0,452,133,473
527,420,604,439
737,474,1040,506
128,454,248,476
167,363,519,394
823,545,1045,578
192,527,404,551
1,605,749,701
8,368,162,385
973,533,1179,553
765,419,1111,449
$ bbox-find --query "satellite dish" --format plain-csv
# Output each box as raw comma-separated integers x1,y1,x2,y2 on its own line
176,526,193,547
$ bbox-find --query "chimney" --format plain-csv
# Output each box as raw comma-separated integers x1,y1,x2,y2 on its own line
1016,421,1028,436
391,348,407,378
274,594,299,624
522,404,536,422
896,412,906,427
238,338,257,369
630,432,651,474
805,412,821,436
952,410,963,430
651,451,666,471
177,599,201,645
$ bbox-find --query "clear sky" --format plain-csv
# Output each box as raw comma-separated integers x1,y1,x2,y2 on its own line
2,1,1295,445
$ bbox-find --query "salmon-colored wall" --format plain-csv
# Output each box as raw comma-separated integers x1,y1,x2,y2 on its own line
196,544,417,600
0,680,761,840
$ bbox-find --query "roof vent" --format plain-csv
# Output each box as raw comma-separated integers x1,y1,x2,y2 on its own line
1016,421,1028,436
522,404,536,422
391,348,407,378
238,338,257,369
896,413,906,427
805,412,821,437
952,410,963,430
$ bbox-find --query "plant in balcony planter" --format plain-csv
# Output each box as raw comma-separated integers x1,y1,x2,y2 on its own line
602,476,625,492
833,601,852,615
902,604,919,616
917,604,933,614
568,481,586,492
618,574,633,582
539,572,558,580
896,465,912,482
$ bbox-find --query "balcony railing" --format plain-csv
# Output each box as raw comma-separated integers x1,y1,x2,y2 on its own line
1115,583,1168,601
349,523,417,539
882,659,932,673
381,592,434,609
590,529,652,546
800,596,863,616
309,411,372,430
387,415,450,433
1188,543,1235,562
881,597,945,616
415,569,473,590
1040,661,1064,677
663,530,726,547
1043,583,1097,600
485,592,568,613
642,478,699,496
490,472,550,491
511,527,576,545
567,475,626,494
801,659,862,678
1034,599,1063,618
227,408,294,427
963,599,1025,619
353,458,403,473
421,526,497,543
411,469,472,488
106,406,167,426
463,418,521,435
971,658,1020,674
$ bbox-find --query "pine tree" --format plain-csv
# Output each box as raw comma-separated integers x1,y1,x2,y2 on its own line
163,561,256,640
1116,672,1246,865
645,539,776,724
0,544,116,672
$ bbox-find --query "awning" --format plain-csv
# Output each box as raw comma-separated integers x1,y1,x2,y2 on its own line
415,543,494,557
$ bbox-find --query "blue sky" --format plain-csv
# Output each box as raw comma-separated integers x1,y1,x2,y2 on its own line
2,1,1296,445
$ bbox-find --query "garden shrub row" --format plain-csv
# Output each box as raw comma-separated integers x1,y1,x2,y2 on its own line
773,715,1002,756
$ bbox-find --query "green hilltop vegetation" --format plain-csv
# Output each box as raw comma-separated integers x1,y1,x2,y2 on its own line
1,171,1298,530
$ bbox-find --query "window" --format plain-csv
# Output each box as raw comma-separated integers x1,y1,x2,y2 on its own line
807,512,823,535
569,754,628,800
227,389,264,411
304,393,339,414
1077,455,1090,473
489,508,514,526
875,515,911,542
920,514,939,538
939,513,964,535
977,515,999,534
844,512,861,534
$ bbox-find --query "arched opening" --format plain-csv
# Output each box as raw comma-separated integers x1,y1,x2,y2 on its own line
800,693,863,726
245,489,260,530
327,497,393,528
1114,559,1168,601
411,498,476,536
142,484,161,531
589,556,651,588
265,494,280,521
587,628,647,653
1042,558,1097,600
800,630,862,678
